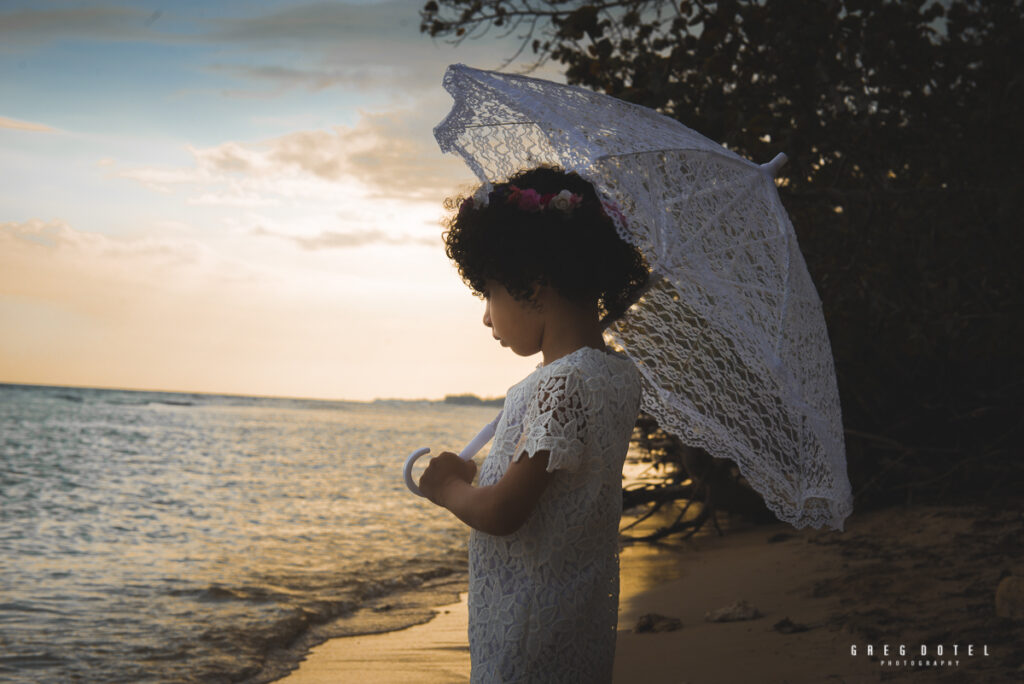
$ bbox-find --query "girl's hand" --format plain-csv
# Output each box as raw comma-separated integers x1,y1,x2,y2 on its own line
419,452,477,506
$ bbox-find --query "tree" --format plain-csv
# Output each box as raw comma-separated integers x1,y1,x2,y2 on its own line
422,0,1024,521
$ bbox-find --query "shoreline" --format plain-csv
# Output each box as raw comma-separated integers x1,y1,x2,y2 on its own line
271,539,698,684
272,501,1022,683
246,570,470,684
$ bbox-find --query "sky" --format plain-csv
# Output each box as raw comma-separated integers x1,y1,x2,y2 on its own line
0,0,567,401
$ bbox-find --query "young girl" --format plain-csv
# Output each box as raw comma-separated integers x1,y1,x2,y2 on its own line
418,166,649,683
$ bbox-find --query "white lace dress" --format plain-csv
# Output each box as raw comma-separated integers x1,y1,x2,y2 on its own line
468,346,642,684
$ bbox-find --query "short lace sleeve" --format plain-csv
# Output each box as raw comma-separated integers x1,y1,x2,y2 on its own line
514,367,588,472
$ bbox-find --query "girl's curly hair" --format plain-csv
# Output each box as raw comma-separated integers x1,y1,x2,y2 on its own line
443,166,649,323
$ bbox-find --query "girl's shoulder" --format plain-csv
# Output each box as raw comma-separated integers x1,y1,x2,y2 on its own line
534,346,639,393
542,345,636,374
506,346,638,410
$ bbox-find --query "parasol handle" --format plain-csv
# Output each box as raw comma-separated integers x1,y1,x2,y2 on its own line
760,153,788,177
403,409,504,497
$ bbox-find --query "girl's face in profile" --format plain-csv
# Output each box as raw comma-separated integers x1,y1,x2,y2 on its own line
482,280,543,357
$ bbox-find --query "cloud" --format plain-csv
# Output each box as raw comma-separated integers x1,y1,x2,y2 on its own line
1,1,548,102
119,104,474,204
258,107,472,198
0,4,153,49
205,1,417,48
197,0,453,94
192,0,562,96
0,218,217,295
206,62,423,98
251,225,436,250
205,63,361,96
0,115,59,132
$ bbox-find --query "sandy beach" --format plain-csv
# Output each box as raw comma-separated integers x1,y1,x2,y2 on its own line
276,501,1022,683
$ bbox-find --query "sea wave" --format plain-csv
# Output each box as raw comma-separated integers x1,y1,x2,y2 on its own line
0,384,491,683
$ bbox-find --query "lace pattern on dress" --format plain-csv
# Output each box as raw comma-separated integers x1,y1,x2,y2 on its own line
514,371,587,472
468,347,641,684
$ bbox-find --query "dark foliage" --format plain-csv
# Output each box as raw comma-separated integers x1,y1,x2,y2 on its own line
423,0,1024,514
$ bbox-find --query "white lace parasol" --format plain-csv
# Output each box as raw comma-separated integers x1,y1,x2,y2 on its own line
432,63,853,531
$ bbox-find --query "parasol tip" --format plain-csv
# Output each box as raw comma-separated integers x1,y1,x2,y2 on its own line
760,153,788,177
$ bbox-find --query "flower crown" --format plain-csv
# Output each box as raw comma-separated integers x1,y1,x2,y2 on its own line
459,183,584,216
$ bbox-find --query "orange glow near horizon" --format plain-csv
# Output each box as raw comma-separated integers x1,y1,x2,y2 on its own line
0,214,538,402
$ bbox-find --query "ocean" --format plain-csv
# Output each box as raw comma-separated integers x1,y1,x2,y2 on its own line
0,383,501,683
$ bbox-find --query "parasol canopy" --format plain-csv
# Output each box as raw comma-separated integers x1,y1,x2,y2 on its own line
432,64,853,531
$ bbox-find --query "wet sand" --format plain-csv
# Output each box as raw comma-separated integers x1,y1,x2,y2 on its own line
277,502,1022,683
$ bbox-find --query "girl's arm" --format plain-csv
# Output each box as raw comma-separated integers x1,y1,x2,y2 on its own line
419,450,555,536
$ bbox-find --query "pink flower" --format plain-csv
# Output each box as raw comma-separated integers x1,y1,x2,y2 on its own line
517,188,543,212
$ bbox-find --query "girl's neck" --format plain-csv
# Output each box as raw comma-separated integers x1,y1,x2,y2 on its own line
537,289,607,366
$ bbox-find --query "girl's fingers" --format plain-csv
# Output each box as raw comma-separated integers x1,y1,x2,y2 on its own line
425,452,476,486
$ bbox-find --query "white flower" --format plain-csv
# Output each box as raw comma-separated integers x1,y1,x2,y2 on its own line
549,189,576,212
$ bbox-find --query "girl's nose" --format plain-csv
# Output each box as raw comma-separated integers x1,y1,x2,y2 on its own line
482,300,492,328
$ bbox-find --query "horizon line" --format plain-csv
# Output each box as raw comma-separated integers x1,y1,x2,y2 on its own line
0,380,505,405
